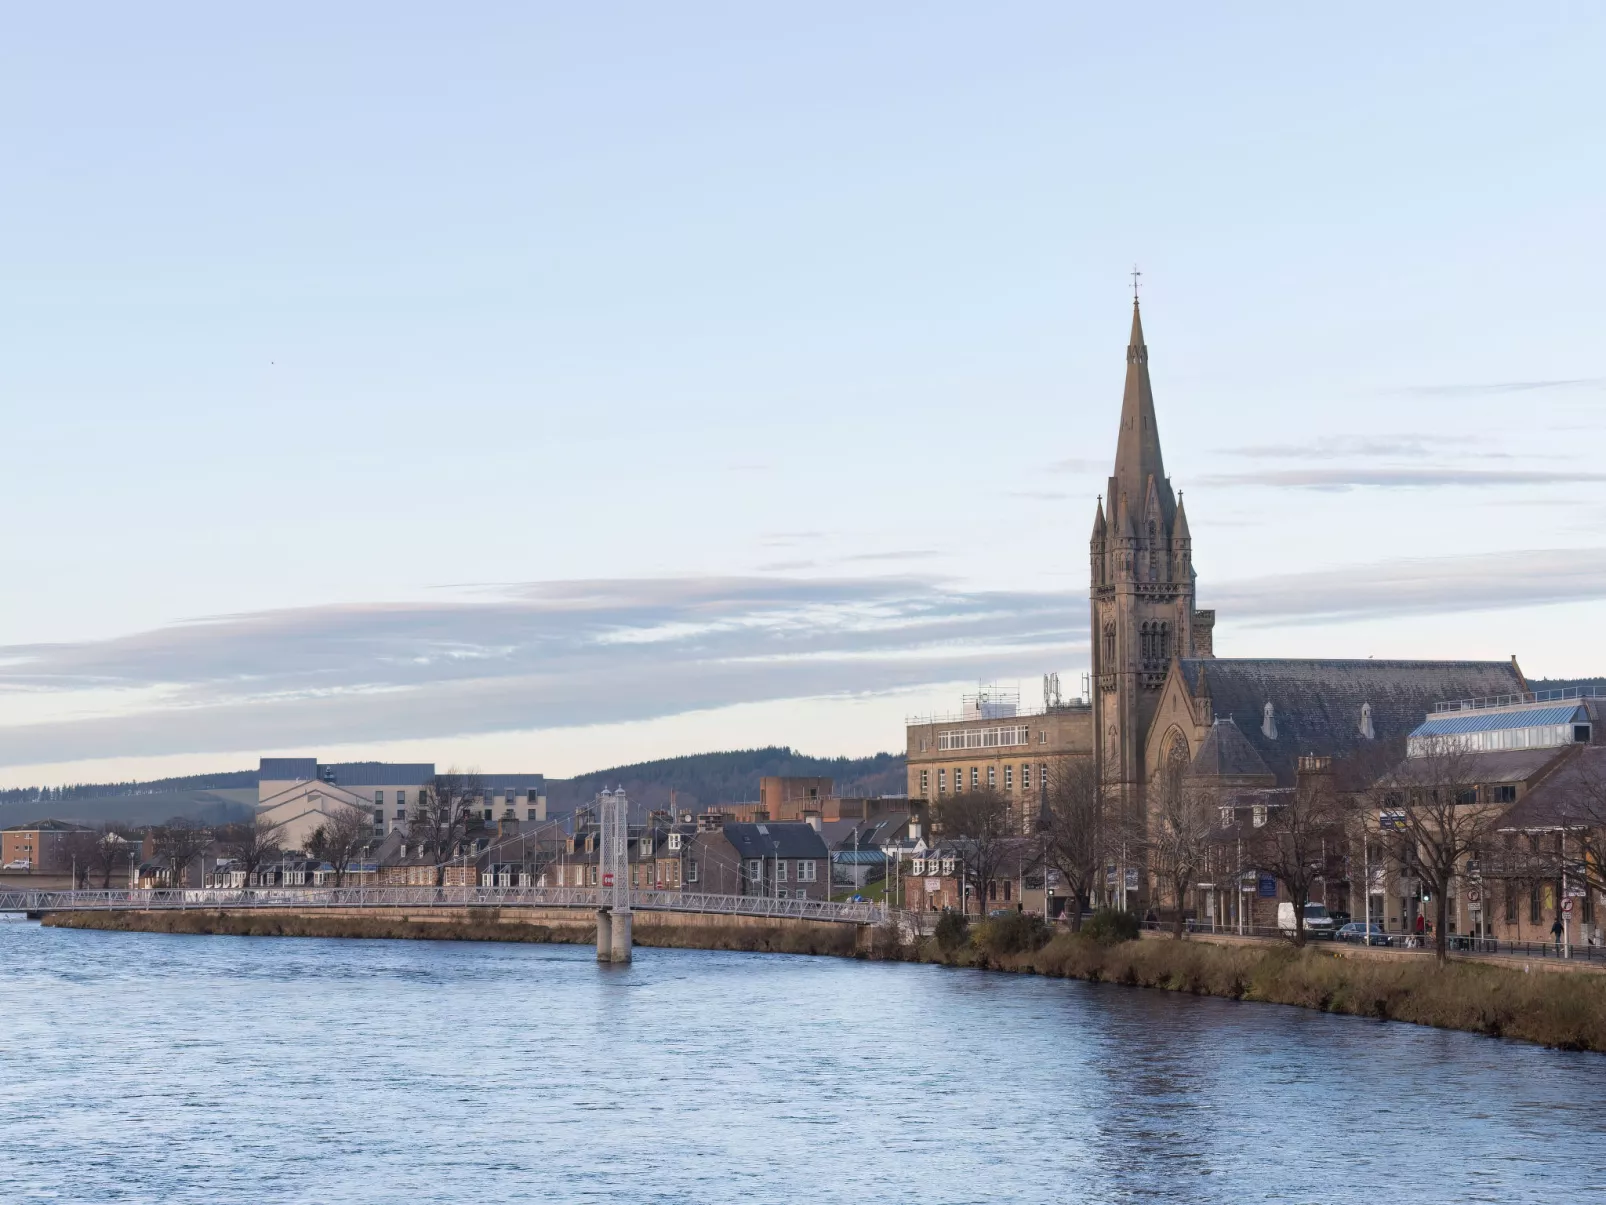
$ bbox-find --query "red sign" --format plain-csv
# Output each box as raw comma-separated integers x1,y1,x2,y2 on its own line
602,873,614,888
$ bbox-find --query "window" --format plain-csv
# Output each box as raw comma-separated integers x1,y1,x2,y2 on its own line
987,766,996,788
970,766,979,789
668,832,682,851
920,769,929,795
396,791,406,807
1004,765,1013,790
937,768,947,793
1103,622,1115,665
777,860,788,883
483,808,494,821
526,809,537,821
1491,785,1517,804
1530,885,1541,926
687,861,699,884
374,811,384,826
936,726,1029,751
1220,807,1233,827
798,860,817,882
1021,764,1031,791
396,809,406,821
1252,804,1267,828
375,791,385,806
749,859,763,881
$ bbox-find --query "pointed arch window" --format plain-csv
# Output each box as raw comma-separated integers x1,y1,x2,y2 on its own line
1103,622,1116,666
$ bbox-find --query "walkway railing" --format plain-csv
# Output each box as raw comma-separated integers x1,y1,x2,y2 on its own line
0,886,884,925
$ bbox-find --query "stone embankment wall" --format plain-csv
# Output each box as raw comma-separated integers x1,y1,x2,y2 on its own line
42,906,861,956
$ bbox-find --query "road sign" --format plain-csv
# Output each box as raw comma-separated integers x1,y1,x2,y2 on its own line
1466,888,1480,904
602,872,614,888
1379,810,1406,832
1124,868,1140,891
1257,873,1277,899
1565,884,1587,898
1562,898,1575,914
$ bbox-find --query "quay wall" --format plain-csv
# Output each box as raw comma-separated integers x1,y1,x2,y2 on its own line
41,905,863,956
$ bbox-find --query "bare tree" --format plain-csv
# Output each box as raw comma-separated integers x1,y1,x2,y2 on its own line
306,800,373,886
935,789,1015,918
1042,757,1104,930
85,824,134,889
410,771,485,886
220,814,286,889
150,819,210,889
61,829,100,888
1374,737,1504,964
1249,763,1354,947
1147,755,1218,938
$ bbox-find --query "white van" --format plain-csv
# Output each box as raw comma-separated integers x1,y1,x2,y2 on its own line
1277,901,1335,938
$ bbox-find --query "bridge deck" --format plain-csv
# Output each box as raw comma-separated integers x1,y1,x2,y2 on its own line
0,886,882,925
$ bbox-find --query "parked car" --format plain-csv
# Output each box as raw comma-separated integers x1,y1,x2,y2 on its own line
1277,901,1336,938
1335,921,1390,946
2,858,31,870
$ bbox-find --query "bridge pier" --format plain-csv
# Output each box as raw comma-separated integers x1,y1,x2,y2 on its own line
595,908,613,962
610,911,633,963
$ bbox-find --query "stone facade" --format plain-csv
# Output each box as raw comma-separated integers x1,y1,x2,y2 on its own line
1089,302,1527,825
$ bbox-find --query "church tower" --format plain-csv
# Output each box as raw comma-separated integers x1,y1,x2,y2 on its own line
1089,299,1212,819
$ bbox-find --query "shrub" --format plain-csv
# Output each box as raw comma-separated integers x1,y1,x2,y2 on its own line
976,910,1053,957
1082,908,1140,945
934,910,971,953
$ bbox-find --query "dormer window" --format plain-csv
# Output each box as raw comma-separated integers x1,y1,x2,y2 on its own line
1252,804,1267,828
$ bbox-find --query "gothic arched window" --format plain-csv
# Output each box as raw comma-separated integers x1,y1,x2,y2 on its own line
1158,622,1169,661
1103,622,1116,665
1140,622,1151,662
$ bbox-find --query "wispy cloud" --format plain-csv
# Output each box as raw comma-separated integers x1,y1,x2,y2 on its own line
1047,457,1106,473
838,550,940,563
1219,433,1473,460
1213,547,1606,626
1396,378,1606,397
0,578,1082,768
1198,467,1606,491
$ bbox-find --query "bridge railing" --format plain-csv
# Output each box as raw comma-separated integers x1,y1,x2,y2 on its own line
0,886,884,925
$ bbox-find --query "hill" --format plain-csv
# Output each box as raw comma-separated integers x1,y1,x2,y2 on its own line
546,747,906,814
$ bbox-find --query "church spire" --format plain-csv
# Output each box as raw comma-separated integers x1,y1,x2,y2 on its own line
1108,296,1176,529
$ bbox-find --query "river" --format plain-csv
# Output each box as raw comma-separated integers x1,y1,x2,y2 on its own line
0,921,1602,1203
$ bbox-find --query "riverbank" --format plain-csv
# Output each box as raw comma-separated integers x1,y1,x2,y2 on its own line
891,925,1606,1051
41,908,859,956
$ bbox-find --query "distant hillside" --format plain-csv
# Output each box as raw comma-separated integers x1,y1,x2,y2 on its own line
0,789,258,831
0,770,257,808
547,747,906,814
1528,677,1606,692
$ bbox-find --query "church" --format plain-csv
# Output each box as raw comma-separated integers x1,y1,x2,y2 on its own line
1088,299,1526,811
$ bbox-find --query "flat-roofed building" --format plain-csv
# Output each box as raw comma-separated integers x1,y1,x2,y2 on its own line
906,687,1094,832
257,757,547,849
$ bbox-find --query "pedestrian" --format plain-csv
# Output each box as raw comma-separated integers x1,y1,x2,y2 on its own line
1414,913,1425,937
1551,917,1564,949
1144,907,1158,930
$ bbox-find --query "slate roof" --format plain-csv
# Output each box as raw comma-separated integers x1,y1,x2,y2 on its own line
721,822,830,860
1177,658,1526,786
1184,718,1275,783
259,757,318,782
1496,746,1606,830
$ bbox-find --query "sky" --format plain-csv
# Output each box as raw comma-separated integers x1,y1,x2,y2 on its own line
1,4,1604,786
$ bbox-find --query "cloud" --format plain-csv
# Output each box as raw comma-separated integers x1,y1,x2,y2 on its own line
1397,378,1606,397
1197,467,1606,491
1047,457,1106,473
1219,433,1472,460
838,550,940,563
0,578,1083,768
1211,547,1606,626
1007,490,1072,501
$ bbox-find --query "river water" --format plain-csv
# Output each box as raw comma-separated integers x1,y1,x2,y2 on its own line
1,922,1602,1204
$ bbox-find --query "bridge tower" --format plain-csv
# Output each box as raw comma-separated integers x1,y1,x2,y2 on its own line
596,788,632,962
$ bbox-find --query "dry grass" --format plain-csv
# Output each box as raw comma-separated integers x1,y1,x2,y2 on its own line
893,931,1606,1051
